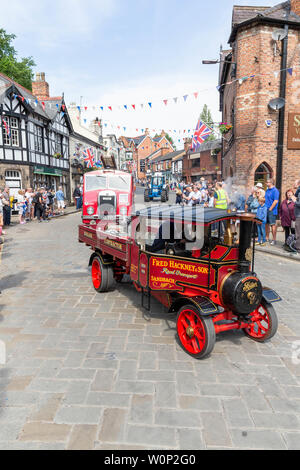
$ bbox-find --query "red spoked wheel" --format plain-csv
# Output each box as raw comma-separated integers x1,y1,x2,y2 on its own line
243,300,278,342
91,255,115,293
91,257,103,292
176,305,216,359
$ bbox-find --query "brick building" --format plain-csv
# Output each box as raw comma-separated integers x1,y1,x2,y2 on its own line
219,0,300,198
183,139,222,183
119,129,174,180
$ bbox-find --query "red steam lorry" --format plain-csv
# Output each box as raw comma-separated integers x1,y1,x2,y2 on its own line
79,164,281,359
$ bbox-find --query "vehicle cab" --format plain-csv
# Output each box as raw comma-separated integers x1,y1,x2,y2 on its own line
82,169,134,225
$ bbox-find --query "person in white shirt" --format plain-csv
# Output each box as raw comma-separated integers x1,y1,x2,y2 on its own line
25,188,33,221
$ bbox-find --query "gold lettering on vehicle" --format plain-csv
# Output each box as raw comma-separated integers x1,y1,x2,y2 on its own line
243,281,257,293
84,231,93,239
104,239,123,250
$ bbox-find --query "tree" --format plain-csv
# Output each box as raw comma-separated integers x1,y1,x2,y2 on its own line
199,104,216,141
0,29,35,90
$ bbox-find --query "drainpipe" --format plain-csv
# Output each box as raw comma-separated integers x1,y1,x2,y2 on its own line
276,23,289,199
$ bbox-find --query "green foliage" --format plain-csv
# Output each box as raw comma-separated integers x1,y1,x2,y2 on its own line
199,104,216,141
0,28,35,90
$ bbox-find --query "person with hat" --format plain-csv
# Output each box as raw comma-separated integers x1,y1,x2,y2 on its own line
255,182,265,199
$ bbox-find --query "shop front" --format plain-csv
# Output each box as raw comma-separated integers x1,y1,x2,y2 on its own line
33,165,69,198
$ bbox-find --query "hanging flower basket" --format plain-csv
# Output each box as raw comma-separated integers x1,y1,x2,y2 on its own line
218,123,233,134
53,153,62,159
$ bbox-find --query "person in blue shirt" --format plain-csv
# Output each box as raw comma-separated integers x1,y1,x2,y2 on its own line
55,186,65,216
256,197,268,246
265,178,280,245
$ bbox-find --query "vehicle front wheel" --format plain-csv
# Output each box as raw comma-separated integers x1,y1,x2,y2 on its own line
243,300,278,342
176,305,216,359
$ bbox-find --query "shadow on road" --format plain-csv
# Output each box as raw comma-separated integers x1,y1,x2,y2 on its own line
0,271,29,291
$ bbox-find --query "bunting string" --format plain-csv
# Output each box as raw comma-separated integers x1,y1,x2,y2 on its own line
8,66,297,115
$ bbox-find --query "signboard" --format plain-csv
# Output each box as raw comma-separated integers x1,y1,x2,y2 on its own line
149,255,215,291
34,165,63,176
287,113,300,149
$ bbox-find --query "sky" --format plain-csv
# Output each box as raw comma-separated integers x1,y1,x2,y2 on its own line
0,0,279,148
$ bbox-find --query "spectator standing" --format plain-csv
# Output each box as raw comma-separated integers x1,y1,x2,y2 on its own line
256,197,268,246
292,179,300,253
25,188,33,221
246,187,259,214
56,186,65,215
47,189,55,216
2,187,11,226
17,190,26,224
265,178,280,245
73,185,81,209
214,182,228,209
279,190,296,245
206,190,215,208
35,188,46,222
175,185,182,205
0,191,4,235
255,182,265,199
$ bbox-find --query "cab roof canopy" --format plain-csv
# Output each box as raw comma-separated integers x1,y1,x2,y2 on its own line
135,205,257,224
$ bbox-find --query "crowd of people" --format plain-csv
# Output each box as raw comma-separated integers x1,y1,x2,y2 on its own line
0,186,67,233
173,177,300,254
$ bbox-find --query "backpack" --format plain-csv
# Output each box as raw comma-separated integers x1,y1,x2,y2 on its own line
285,234,297,253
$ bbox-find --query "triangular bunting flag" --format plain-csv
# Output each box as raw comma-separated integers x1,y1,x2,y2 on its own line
193,92,198,99
163,99,168,106
132,105,136,110
287,68,293,76
124,105,127,110
173,97,178,104
183,95,188,102
148,102,152,108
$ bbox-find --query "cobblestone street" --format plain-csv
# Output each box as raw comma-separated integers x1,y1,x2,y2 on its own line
0,212,300,450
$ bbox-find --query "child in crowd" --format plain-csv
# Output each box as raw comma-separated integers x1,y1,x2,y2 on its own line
256,196,268,246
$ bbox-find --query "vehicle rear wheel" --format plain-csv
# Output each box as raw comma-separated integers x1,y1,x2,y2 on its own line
243,300,278,342
176,305,216,359
91,256,115,292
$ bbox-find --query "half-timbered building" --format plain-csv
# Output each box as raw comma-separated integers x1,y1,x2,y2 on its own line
0,72,72,200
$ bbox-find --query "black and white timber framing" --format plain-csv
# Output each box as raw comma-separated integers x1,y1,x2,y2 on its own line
0,74,73,197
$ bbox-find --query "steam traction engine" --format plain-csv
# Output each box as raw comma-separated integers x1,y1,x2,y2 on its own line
79,170,281,359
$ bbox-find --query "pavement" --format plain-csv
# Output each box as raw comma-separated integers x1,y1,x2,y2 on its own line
0,203,299,449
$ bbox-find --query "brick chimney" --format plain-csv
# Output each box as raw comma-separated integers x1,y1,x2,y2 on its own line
184,138,192,153
291,0,300,17
32,72,50,100
144,128,149,136
160,129,166,137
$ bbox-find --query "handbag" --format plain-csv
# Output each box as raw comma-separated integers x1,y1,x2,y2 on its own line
291,220,296,229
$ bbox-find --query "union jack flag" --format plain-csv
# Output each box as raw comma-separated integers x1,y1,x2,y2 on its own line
83,147,95,168
2,118,10,137
191,119,212,151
